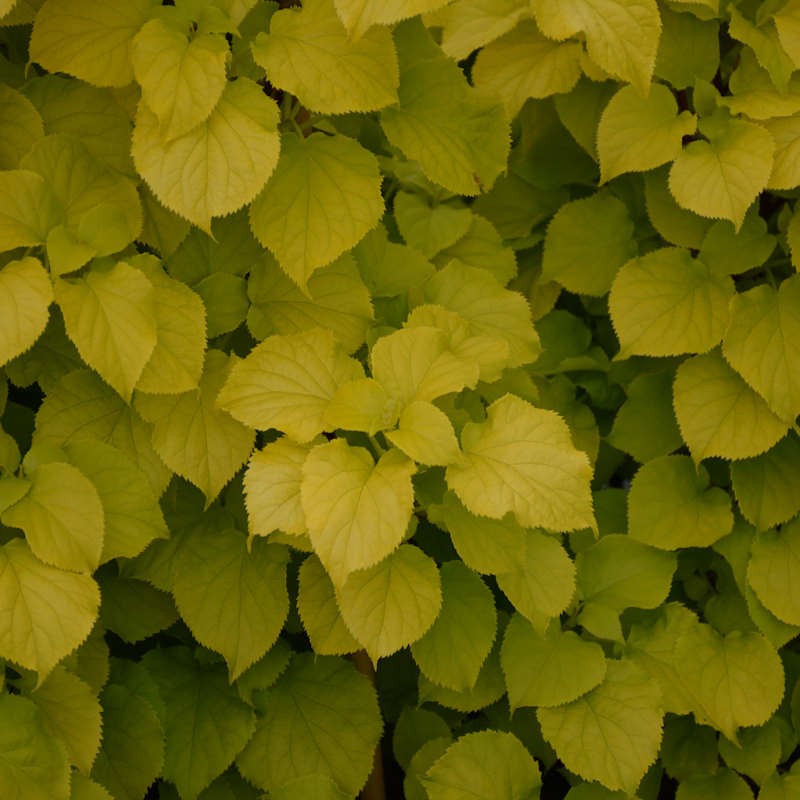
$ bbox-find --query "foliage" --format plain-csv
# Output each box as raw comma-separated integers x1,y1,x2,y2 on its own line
2,0,800,798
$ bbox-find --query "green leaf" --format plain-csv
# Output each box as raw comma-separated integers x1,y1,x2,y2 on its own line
393,707,451,771
0,83,43,168
628,455,733,549
609,247,734,357
30,0,156,87
385,401,461,466
132,18,228,142
135,350,254,505
675,768,753,800
411,560,496,691
2,461,104,574
0,693,70,800
501,613,607,709
252,0,398,114
722,275,800,423
747,518,800,626
422,730,541,800
55,261,157,402
472,20,583,119
542,191,637,296
0,257,52,367
760,771,800,800
729,8,794,92
669,112,774,229
142,647,256,799
333,0,452,39
538,659,663,795
337,544,441,662
91,683,164,800
269,775,351,800
133,78,281,233
731,434,800,530
380,20,510,196
717,720,783,786
29,666,101,774
697,207,776,275
659,715,719,783
297,554,360,655
0,539,100,681
236,653,382,796
70,774,114,800
172,526,289,680
775,0,800,68
673,350,789,462
192,272,248,338
394,192,473,259
60,624,108,697
217,328,363,442
99,575,177,643
446,394,595,531
654,8,719,89
301,441,415,585
643,166,713,249
598,83,696,182
249,132,383,290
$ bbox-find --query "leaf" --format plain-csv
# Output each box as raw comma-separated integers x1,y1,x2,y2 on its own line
0,257,52,367
236,653,382,795
643,166,713,249
0,539,100,681
0,693,70,800
0,83,43,169
598,83,696,182
722,275,800,423
446,394,595,531
760,771,800,800
2,461,104,574
717,720,783,786
132,78,281,233
0,170,59,250
669,111,774,229
301,441,415,585
609,247,734,357
697,207,776,275
422,730,541,800
99,575,177,643
333,0,451,38
132,18,229,141
385,401,461,466
55,261,157,402
747,518,800,626
173,526,288,680
192,273,248,338
538,660,663,795
269,775,351,800
675,769,753,800
541,191,637,297
251,0,398,114
673,350,789,462
762,115,800,190
654,7,719,89
501,613,607,709
393,192,473,259
439,0,529,61
729,8,794,92
30,0,156,87
249,132,383,290
628,455,733,549
142,647,256,799
380,19,510,196
217,328,363,442
70,774,114,800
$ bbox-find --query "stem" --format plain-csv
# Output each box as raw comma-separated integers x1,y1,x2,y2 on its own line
351,650,387,800
368,434,386,457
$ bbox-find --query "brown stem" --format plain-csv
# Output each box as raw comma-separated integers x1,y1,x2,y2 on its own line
351,650,387,800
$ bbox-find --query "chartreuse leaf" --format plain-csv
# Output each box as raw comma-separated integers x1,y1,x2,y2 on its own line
172,527,287,680
761,771,800,800
380,20,509,196
132,17,228,142
133,78,281,233
135,350,254,505
717,719,783,786
297,554,360,655
70,774,113,800
609,247,733,357
673,351,789,462
723,49,800,120
598,84,696,182
722,275,800,423
0,83,43,168
55,261,157,401
698,207,776,275
732,434,800,530
2,461,104,574
644,166,713,249
411,560,496,691
249,132,382,290
406,739,452,800
729,8,794,92
0,693,70,800
337,544,441,662
393,192,472,259
439,0,529,61
538,659,663,795
669,111,774,229
501,613,606,709
394,707,451,776
192,272,248,339
218,328,363,442
325,378,393,436
91,683,164,800
541,191,636,297
0,257,52,367
142,647,255,799
333,0,451,39
763,115,800,190
302,441,415,585
676,769,753,800
29,666,101,774
0,539,100,681
747,518,800,625
422,730,541,800
236,653,382,796
29,0,156,87
385,401,461,466
269,775,350,800
0,171,59,250
628,456,733,549
446,394,595,531
654,8,718,88
472,20,583,119
251,0,398,114
532,0,661,94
